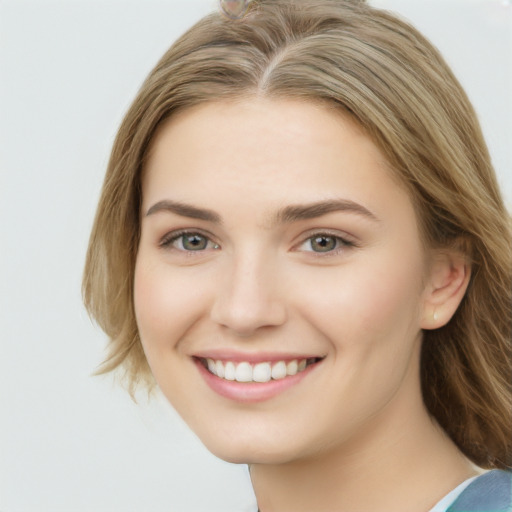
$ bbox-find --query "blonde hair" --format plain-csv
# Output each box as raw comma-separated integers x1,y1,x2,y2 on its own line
83,0,511,468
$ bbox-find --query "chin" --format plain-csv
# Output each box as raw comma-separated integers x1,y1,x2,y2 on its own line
196,428,312,465
209,446,299,466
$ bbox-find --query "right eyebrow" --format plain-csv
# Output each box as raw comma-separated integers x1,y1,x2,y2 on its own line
145,200,222,224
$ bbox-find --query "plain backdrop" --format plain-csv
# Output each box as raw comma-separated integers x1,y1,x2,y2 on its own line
0,1,510,511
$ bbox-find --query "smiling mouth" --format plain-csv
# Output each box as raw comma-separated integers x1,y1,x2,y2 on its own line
197,357,323,383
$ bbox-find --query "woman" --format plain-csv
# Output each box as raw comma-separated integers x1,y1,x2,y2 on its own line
83,0,512,510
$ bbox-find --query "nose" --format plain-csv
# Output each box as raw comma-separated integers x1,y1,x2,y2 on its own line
210,250,287,337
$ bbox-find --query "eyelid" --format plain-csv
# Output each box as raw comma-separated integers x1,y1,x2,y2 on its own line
157,228,357,254
292,229,358,254
158,229,220,251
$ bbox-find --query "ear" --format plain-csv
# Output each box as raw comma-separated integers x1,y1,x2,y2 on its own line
420,250,471,330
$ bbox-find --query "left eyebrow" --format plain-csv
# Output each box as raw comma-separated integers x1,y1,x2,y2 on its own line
273,199,379,224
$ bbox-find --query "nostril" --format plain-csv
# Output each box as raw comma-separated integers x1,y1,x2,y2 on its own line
209,258,288,333
210,296,287,335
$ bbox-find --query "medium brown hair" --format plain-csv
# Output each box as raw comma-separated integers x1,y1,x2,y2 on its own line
83,0,512,468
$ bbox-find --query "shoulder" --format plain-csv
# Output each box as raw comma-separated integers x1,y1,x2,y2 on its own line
447,470,512,512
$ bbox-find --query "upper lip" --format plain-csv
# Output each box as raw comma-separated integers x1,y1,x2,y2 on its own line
192,350,325,364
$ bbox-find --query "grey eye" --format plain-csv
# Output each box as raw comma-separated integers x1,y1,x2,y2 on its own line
309,235,338,252
181,234,209,251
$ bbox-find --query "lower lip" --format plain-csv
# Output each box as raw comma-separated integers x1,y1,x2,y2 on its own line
194,359,319,403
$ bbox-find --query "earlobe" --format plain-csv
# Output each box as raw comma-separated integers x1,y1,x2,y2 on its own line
421,251,471,330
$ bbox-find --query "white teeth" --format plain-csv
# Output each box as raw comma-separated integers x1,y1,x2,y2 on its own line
224,361,236,381
271,361,287,380
215,360,225,378
203,357,317,382
253,362,272,383
287,360,298,376
235,362,253,382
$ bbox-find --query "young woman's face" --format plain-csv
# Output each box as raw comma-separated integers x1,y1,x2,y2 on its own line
135,98,432,464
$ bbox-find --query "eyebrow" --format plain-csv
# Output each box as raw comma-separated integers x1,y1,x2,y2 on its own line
274,199,378,224
145,200,222,223
145,198,378,224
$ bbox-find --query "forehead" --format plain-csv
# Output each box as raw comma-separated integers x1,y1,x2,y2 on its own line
142,98,413,224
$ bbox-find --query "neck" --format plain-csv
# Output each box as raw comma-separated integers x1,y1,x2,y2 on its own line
250,391,477,512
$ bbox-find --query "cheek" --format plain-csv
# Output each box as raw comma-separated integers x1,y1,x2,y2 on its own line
133,258,208,354
294,251,425,352
354,264,423,336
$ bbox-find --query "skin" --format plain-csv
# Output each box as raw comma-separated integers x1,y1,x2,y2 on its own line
134,98,476,511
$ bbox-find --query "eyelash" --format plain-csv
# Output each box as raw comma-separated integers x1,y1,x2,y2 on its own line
159,230,219,252
159,230,355,256
294,232,356,256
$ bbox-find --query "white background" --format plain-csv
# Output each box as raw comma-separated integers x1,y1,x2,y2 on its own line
0,1,510,511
